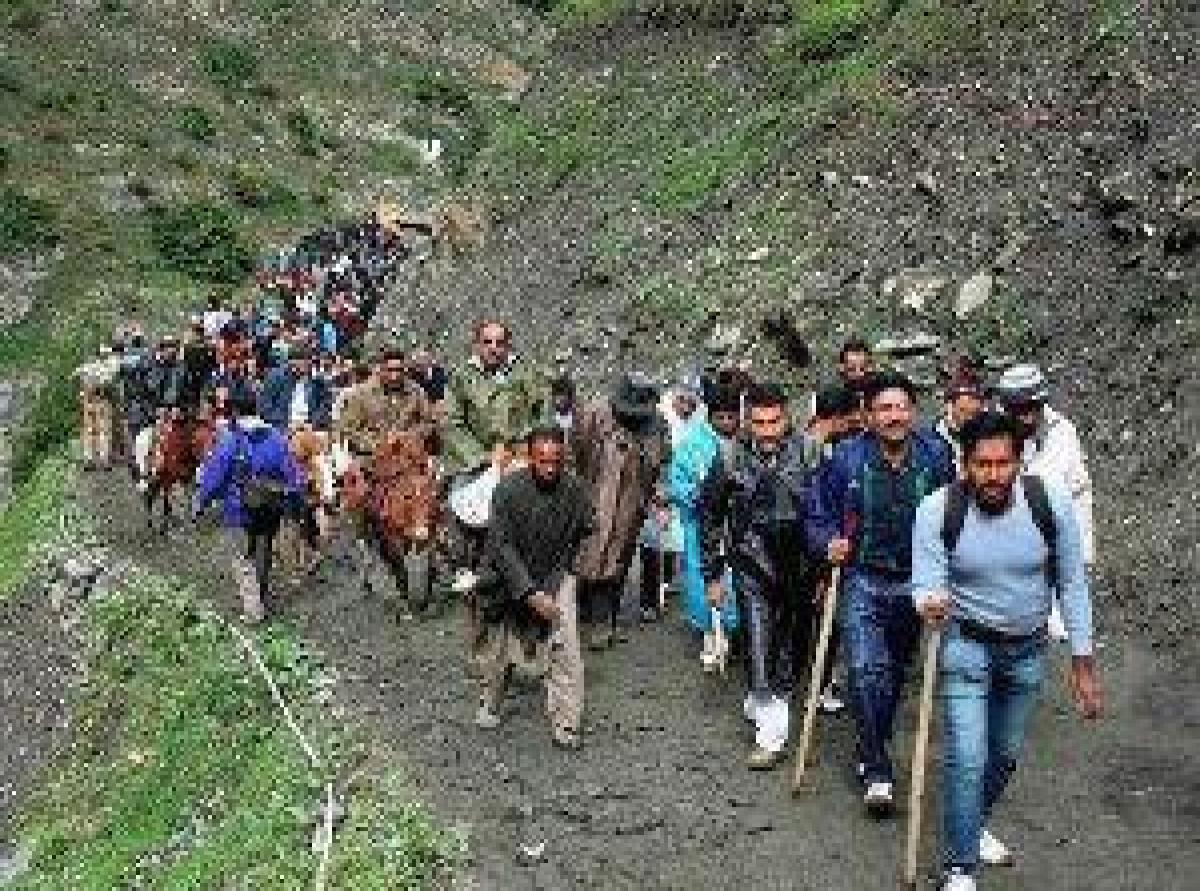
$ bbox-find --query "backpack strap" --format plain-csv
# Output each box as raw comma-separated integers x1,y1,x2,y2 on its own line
1021,474,1059,589
941,476,1059,589
940,481,969,554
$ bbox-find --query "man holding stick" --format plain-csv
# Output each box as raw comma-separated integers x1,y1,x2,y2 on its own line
807,371,955,812
911,411,1102,891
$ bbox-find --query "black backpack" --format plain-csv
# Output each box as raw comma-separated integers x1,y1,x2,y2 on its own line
235,432,286,514
941,475,1058,588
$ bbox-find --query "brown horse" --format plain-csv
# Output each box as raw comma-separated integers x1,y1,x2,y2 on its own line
341,431,439,610
278,427,335,577
144,409,214,535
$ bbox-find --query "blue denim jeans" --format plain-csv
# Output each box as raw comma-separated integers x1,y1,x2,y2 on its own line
940,624,1046,874
841,569,921,784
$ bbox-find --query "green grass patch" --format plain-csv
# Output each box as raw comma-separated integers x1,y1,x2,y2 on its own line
364,141,423,177
148,200,255,284
1,186,58,254
11,571,463,889
226,163,301,213
198,38,262,93
173,104,217,143
0,451,70,599
789,0,887,59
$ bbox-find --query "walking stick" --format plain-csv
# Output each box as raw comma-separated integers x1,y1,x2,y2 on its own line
903,626,943,888
711,606,727,675
658,514,668,613
791,566,841,794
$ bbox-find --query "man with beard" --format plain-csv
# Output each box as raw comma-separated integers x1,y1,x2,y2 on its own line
474,425,593,749
912,411,1102,890
808,371,955,812
836,337,873,396
993,363,1093,642
698,382,819,769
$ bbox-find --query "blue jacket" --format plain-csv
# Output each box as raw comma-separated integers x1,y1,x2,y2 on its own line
194,419,305,528
314,319,338,356
806,429,955,577
257,367,333,430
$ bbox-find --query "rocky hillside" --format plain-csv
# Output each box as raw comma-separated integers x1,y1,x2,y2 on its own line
412,0,1199,648
1,0,1196,640
0,0,546,488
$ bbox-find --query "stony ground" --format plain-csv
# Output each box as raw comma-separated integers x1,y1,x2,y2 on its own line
25,468,1189,890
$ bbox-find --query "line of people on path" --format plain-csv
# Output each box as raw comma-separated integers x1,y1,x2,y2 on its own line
77,286,1103,888
461,335,1103,891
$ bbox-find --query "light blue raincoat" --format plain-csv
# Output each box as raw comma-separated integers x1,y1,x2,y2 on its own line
667,417,738,633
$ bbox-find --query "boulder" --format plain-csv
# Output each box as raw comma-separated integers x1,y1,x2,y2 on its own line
881,269,948,314
955,272,994,318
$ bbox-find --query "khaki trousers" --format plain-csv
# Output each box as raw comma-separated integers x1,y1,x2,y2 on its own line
81,392,114,466
477,576,583,734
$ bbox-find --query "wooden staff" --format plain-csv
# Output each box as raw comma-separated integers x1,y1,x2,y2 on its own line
791,566,841,794
903,627,943,887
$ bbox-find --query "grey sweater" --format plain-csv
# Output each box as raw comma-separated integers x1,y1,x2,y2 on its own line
910,478,1093,656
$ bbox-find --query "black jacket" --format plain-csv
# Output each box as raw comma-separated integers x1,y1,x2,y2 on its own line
480,468,593,630
698,434,820,590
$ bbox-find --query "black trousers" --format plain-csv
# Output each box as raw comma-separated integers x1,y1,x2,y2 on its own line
738,562,817,700
579,576,627,629
245,506,282,606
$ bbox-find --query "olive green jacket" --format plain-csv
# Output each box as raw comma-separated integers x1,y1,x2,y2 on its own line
442,356,549,474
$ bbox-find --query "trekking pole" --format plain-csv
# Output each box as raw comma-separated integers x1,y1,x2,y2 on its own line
903,626,943,888
711,606,727,675
791,566,841,794
657,514,668,613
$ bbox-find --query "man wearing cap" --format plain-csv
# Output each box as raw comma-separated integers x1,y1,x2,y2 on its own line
572,372,668,650
994,363,1094,642
808,370,956,810
257,346,334,432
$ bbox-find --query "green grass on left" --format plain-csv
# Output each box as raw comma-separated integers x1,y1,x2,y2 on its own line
10,572,463,890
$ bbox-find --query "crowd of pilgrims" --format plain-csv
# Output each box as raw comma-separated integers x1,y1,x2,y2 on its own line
72,210,1101,891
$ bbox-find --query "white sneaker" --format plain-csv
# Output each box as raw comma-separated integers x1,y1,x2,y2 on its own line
451,569,478,594
474,704,501,729
818,685,845,714
941,869,976,891
980,828,1014,866
1047,603,1069,642
863,781,895,814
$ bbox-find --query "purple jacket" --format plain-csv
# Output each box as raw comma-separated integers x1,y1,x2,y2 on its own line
194,418,305,528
